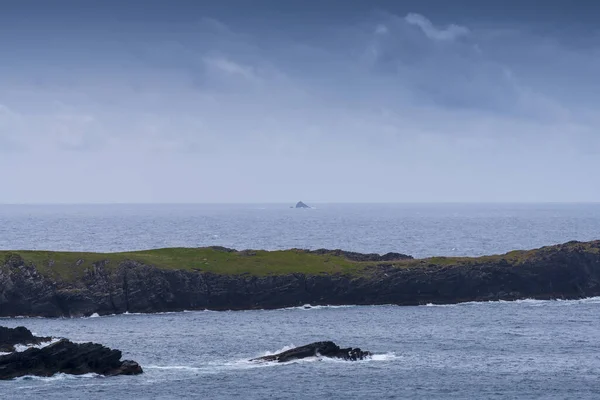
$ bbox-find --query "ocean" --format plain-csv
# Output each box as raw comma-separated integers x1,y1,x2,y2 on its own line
1,203,600,399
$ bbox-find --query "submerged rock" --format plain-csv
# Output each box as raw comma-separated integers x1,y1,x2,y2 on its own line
0,326,143,380
250,341,371,363
295,201,310,209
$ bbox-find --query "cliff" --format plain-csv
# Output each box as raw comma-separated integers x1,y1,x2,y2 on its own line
1,240,599,317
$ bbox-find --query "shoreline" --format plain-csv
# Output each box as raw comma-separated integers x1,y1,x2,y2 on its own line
2,240,600,318
2,295,600,320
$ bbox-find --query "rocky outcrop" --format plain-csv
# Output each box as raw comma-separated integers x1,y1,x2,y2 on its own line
0,326,51,353
295,201,310,208
306,249,413,262
1,241,600,317
250,341,371,363
0,326,143,380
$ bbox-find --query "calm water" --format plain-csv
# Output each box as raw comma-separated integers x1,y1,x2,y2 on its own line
1,203,600,257
1,203,600,399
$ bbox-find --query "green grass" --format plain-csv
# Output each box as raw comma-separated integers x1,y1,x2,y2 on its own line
3,239,599,282
1,248,368,281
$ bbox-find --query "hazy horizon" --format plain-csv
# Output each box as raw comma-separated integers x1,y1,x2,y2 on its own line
2,201,599,206
2,0,599,203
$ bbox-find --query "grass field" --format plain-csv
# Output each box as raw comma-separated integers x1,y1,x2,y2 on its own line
2,240,597,281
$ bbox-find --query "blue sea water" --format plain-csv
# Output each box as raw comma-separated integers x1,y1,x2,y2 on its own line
1,203,600,399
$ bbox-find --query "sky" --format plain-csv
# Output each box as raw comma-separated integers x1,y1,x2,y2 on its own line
1,0,599,203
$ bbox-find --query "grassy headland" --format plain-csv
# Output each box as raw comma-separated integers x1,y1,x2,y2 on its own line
2,240,599,282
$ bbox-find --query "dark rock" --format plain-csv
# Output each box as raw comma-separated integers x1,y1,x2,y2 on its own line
307,249,413,262
0,326,51,353
0,334,143,380
250,341,372,363
4,253,25,268
295,201,310,209
208,246,237,253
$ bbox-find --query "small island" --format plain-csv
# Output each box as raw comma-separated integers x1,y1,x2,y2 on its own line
294,201,311,208
1,240,599,317
250,341,371,363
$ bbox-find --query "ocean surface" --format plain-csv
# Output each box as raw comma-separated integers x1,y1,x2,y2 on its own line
1,203,600,399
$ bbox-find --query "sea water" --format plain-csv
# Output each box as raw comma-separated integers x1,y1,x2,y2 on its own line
1,203,600,399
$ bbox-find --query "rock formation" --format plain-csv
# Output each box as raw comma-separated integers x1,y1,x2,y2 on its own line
0,326,50,353
295,201,310,208
0,326,143,380
250,341,371,363
1,240,600,317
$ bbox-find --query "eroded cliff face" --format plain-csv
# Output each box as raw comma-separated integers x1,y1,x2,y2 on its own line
1,241,600,317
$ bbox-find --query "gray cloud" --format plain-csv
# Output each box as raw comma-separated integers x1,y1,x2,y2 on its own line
0,8,599,203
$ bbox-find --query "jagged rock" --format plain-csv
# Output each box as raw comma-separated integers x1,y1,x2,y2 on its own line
307,249,413,262
0,326,143,380
4,253,25,268
251,341,371,363
0,326,51,353
295,201,310,208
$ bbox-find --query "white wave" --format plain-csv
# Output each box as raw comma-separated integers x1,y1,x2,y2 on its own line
13,338,61,353
145,365,202,372
258,344,298,357
369,352,398,361
424,296,600,308
89,313,100,318
279,304,358,311
144,360,277,374
14,373,100,382
145,350,396,375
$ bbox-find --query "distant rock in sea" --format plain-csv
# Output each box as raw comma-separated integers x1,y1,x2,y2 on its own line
250,341,371,363
295,201,311,209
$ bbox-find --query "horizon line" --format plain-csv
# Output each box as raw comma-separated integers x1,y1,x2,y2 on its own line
1,201,599,206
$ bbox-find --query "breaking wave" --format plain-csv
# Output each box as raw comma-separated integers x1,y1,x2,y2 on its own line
13,373,100,382
424,296,600,307
144,346,397,375
279,304,358,311
13,338,62,353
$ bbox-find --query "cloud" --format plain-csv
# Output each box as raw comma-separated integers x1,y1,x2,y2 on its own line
1,10,599,202
404,13,470,41
202,56,258,81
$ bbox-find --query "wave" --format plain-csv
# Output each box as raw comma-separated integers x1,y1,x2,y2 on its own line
81,310,211,319
370,352,398,361
424,296,600,308
13,338,61,353
6,296,600,321
13,373,100,382
144,349,397,375
279,304,358,311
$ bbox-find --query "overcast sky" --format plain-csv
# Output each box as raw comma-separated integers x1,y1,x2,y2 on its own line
1,0,599,203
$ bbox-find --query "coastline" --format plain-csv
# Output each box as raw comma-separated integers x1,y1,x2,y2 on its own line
1,240,600,317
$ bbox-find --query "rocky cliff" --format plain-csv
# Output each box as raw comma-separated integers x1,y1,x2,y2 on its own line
1,240,600,317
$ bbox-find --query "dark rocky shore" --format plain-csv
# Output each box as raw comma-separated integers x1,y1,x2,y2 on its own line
1,240,600,317
0,326,142,380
